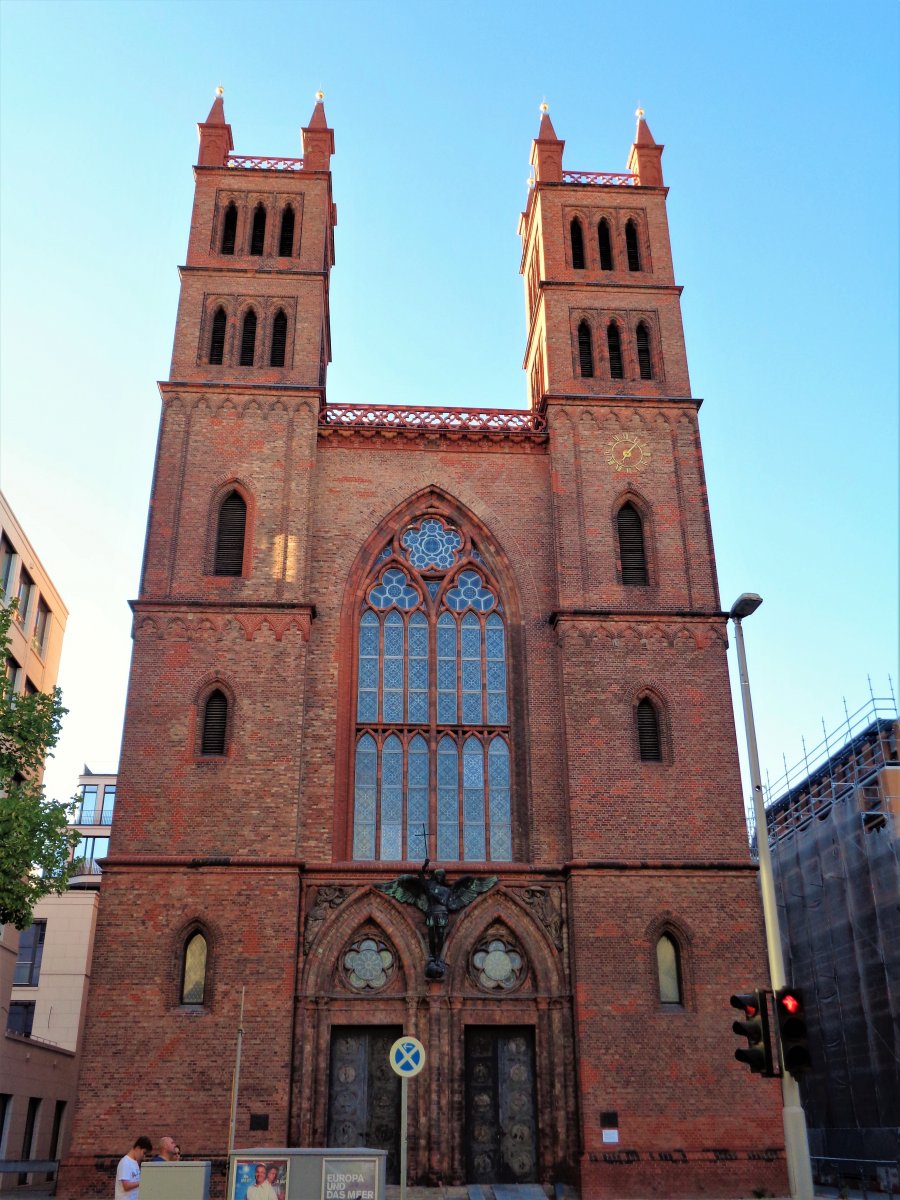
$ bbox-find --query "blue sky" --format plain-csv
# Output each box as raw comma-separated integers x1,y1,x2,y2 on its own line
1,0,897,810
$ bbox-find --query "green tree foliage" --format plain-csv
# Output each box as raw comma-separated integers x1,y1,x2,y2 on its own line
0,600,80,929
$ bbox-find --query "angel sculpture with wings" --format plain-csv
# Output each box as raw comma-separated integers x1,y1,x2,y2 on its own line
377,859,497,979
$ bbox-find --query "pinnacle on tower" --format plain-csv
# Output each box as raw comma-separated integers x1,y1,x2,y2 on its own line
197,85,234,167
627,107,664,186
530,101,564,183
302,91,335,171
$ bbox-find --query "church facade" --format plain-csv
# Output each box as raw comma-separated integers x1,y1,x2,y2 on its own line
59,95,787,1198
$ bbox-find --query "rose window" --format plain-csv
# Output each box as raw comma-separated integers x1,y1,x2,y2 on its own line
472,937,524,990
343,937,395,991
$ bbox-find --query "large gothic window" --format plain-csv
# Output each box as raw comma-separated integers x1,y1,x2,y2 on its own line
353,517,512,864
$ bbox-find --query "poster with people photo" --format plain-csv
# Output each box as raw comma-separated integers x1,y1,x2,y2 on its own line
230,1158,289,1200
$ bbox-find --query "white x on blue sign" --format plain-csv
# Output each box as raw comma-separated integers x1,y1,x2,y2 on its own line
389,1036,426,1077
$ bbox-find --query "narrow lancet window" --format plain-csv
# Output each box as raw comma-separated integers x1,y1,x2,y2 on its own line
278,205,295,257
657,934,682,1004
577,320,594,378
270,309,288,367
607,322,624,379
637,322,653,379
239,310,257,366
598,219,614,270
570,218,585,269
214,491,247,576
221,203,237,255
617,503,648,585
250,204,266,255
181,933,208,1004
209,307,226,364
201,690,228,756
637,697,662,762
626,219,642,271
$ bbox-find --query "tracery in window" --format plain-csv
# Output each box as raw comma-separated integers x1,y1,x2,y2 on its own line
353,516,512,863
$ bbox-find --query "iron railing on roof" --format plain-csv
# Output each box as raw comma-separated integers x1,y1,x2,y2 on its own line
561,171,636,186
319,404,547,435
227,155,304,171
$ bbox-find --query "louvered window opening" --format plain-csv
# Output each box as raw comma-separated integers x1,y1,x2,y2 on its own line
250,205,266,255
221,204,237,255
278,206,295,256
214,491,247,575
577,321,594,377
607,323,624,378
239,310,257,366
637,323,653,379
637,698,662,761
201,690,228,756
617,504,648,585
209,308,226,365
598,219,614,270
570,218,585,269
626,220,642,271
270,310,288,367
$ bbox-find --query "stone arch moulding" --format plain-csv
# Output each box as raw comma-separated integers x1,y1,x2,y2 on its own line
332,485,534,863
299,885,420,999
444,886,566,997
204,477,255,578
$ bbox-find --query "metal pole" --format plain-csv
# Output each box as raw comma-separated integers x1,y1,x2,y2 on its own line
732,615,814,1200
228,987,246,1157
400,1075,408,1200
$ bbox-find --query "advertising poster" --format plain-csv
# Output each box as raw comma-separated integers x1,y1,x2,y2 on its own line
231,1158,289,1200
321,1156,378,1200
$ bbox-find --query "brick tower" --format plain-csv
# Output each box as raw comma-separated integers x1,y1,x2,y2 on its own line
59,96,788,1199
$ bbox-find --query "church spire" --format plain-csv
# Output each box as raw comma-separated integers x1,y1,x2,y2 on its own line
197,86,234,167
302,91,335,171
530,102,564,183
627,107,664,186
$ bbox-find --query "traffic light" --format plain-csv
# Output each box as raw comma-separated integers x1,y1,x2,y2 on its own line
730,989,774,1076
775,987,811,1077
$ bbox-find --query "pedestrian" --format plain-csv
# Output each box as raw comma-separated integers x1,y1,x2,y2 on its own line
150,1136,178,1163
116,1137,152,1199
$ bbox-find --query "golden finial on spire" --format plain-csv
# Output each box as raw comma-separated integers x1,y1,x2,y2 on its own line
316,90,325,103
216,86,224,97
636,106,645,120
539,101,549,115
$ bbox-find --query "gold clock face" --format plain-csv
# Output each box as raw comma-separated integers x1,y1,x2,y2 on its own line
606,431,650,473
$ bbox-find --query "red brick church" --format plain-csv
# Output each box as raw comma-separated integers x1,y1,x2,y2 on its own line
60,94,787,1198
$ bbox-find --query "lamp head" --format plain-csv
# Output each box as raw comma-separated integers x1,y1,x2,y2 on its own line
730,593,763,620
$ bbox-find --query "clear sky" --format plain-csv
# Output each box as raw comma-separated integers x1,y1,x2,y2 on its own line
1,0,897,813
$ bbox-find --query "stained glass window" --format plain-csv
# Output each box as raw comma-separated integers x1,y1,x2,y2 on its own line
352,518,513,862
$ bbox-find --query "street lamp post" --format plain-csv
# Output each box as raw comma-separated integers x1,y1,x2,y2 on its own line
730,593,814,1200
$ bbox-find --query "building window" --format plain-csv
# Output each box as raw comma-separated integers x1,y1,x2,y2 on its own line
16,568,34,625
7,1001,35,1037
570,218,585,269
249,204,266,255
47,1100,66,1180
617,503,649,585
577,320,594,378
278,205,295,256
13,920,46,986
607,322,624,379
213,491,247,576
72,836,109,876
239,310,257,366
76,783,99,823
353,517,512,862
5,655,23,698
598,219,614,270
181,931,208,1004
201,690,228,756
209,307,227,365
270,309,288,367
0,535,14,594
656,933,682,1004
32,598,50,655
19,1097,40,1184
221,203,237,255
626,219,642,271
101,785,116,823
636,697,663,762
636,321,653,379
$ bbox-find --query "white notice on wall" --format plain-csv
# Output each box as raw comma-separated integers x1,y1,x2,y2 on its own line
602,1129,619,1144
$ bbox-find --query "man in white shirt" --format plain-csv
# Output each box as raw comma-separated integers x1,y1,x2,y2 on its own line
246,1163,277,1200
115,1137,152,1199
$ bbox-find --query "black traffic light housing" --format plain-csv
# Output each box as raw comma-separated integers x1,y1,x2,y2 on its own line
775,986,812,1077
730,989,775,1076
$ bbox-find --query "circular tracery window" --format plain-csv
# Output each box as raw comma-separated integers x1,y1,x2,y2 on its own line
343,937,395,991
471,937,525,991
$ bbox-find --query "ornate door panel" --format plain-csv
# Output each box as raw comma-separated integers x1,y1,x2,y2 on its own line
465,1026,538,1184
328,1026,402,1184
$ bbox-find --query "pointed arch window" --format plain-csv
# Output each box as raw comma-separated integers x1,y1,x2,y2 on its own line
577,320,594,378
214,490,247,575
636,321,653,379
353,518,512,863
617,503,648,585
249,204,266,255
598,219,614,270
636,697,662,762
221,203,237,255
626,219,642,271
656,933,682,1004
278,205,295,257
607,322,624,379
239,310,257,366
570,218,585,269
270,309,288,367
181,931,208,1004
201,690,228,756
209,307,226,365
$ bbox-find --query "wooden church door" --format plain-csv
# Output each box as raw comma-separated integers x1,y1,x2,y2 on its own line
327,1026,402,1183
465,1027,538,1183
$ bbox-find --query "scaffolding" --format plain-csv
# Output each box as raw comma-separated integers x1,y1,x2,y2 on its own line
754,683,900,1192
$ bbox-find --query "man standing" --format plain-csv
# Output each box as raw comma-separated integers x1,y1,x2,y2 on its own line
115,1137,152,1199
246,1163,277,1200
150,1136,178,1163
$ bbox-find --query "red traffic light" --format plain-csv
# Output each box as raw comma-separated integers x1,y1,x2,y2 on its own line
779,992,800,1015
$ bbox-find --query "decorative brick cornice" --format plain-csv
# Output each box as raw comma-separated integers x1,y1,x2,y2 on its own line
131,601,315,643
